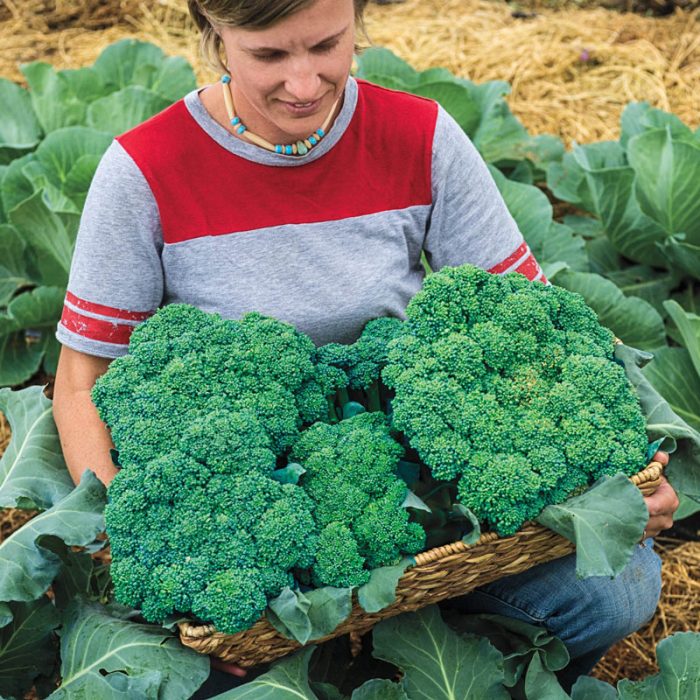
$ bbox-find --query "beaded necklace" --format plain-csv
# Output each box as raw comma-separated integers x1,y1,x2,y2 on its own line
220,75,340,156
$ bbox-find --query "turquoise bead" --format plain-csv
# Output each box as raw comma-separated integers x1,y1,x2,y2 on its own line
221,75,231,84
276,145,283,154
317,129,325,137
237,125,246,134
285,145,293,155
296,141,308,155
309,137,317,145
232,117,241,125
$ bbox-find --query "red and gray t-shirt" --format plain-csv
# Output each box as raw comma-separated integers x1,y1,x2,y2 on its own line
56,77,545,358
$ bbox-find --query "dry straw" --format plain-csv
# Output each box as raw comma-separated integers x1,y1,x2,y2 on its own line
593,537,700,684
0,0,698,144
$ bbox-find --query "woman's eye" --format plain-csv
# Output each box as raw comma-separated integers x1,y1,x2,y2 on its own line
313,41,338,54
255,51,284,62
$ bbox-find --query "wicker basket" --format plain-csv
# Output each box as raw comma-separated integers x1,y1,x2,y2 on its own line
178,461,664,667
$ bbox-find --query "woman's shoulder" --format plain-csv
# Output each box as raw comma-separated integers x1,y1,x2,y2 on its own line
114,92,205,173
354,78,440,152
355,78,439,123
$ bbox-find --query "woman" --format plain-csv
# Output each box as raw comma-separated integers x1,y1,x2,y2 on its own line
52,0,678,694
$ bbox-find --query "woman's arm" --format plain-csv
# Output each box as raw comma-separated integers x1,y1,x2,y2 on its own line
53,346,118,487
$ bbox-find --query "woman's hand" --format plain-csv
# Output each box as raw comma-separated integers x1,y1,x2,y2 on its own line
210,657,248,677
643,451,679,540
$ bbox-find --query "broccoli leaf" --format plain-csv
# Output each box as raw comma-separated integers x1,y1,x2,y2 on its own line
570,675,618,699
536,473,648,578
617,631,700,699
357,558,412,614
267,587,353,645
0,385,74,510
211,647,318,699
0,597,60,699
372,606,509,700
442,612,569,688
0,470,105,603
351,679,408,699
50,598,209,699
617,344,700,506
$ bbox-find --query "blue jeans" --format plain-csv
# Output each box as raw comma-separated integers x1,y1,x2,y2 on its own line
191,541,662,697
441,538,663,690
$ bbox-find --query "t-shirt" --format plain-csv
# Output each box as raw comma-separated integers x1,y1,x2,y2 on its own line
56,77,545,358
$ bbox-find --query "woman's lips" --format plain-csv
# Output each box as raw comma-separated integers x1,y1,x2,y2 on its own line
278,97,323,117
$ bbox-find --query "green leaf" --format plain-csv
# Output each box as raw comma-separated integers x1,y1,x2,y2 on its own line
605,266,679,316
355,48,417,86
357,558,412,613
617,631,700,699
20,62,87,134
93,39,176,92
616,344,700,505
0,224,31,306
662,235,700,283
267,587,353,645
212,647,317,699
8,191,74,287
642,347,700,434
0,79,41,154
31,127,112,210
351,679,408,699
555,271,666,350
536,473,648,578
0,597,60,699
489,166,588,271
410,81,480,134
271,462,306,485
131,55,197,102
0,385,73,510
0,471,105,603
372,606,509,700
87,85,172,138
583,166,667,267
523,652,570,700
0,287,66,387
620,102,695,148
50,598,209,699
570,675,618,699
442,612,569,689
1,153,37,216
663,300,700,378
627,129,700,246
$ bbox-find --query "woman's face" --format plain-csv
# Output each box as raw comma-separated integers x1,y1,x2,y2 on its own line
218,0,356,144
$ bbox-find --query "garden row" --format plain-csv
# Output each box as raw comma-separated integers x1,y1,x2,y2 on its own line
0,40,699,699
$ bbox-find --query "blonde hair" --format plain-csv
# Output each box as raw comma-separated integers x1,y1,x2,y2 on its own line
187,0,369,75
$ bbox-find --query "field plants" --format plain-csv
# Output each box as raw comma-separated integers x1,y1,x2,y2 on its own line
0,41,699,700
0,40,196,387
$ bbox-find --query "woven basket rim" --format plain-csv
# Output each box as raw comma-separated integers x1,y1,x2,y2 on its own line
178,460,664,640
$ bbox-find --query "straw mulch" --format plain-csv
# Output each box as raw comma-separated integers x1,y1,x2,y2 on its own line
0,0,698,145
592,537,700,685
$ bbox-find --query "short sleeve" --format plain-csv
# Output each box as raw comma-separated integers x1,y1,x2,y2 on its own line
424,106,546,283
56,140,164,358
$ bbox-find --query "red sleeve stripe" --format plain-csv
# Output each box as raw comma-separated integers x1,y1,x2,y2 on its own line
65,291,154,322
487,242,529,275
513,254,544,282
60,306,135,346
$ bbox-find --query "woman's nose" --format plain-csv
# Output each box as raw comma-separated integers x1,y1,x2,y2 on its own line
284,59,322,101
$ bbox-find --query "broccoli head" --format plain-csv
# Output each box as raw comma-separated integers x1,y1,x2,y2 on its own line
383,264,648,536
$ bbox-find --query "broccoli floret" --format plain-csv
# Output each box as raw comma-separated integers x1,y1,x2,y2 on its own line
93,305,342,465
191,569,268,635
383,264,649,536
312,523,369,588
354,481,427,569
291,412,426,584
316,316,405,412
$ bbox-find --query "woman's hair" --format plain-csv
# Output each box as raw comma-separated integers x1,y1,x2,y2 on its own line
188,0,369,75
